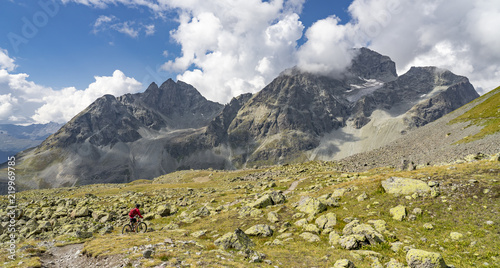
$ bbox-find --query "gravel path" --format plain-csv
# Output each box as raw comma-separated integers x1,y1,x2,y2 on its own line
39,243,127,268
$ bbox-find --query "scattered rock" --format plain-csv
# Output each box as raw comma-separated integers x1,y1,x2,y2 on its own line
296,197,327,215
329,231,341,246
423,223,434,230
382,177,431,195
267,211,279,223
303,224,321,235
215,229,255,250
299,232,320,242
157,204,172,217
143,249,153,258
390,205,407,221
315,213,337,229
191,206,211,217
191,230,207,238
406,249,448,268
450,232,463,241
386,258,405,268
71,207,89,218
357,192,368,201
333,259,356,268
245,224,273,237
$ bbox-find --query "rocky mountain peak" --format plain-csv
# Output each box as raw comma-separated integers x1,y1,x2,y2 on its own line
346,47,398,82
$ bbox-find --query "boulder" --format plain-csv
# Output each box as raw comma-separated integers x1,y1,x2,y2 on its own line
406,249,448,268
71,207,89,218
318,193,340,207
351,224,385,244
315,213,337,229
267,211,279,223
299,232,320,242
143,249,153,258
303,224,321,235
191,206,210,217
333,259,356,268
339,235,365,250
269,191,286,204
382,177,431,195
390,205,407,221
250,195,274,209
296,197,327,215
157,204,172,217
386,258,405,268
329,231,341,246
191,230,207,238
450,232,463,241
214,228,255,250
245,224,273,237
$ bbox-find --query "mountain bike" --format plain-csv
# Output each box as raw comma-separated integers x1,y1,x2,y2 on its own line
122,217,147,234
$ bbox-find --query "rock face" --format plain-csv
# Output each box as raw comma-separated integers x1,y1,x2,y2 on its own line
6,47,480,192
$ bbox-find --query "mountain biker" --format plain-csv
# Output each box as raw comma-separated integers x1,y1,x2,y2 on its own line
129,204,143,226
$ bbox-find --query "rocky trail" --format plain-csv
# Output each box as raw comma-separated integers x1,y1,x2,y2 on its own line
39,242,126,268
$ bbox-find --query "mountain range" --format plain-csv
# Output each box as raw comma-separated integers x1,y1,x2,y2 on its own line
0,122,62,163
0,47,484,193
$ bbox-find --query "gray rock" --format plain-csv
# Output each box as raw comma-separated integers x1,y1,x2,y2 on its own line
296,197,327,215
143,249,153,258
406,249,448,268
382,177,431,195
214,229,255,250
299,232,320,242
390,205,407,221
315,213,337,229
157,204,172,217
333,259,356,268
245,224,273,237
267,211,279,223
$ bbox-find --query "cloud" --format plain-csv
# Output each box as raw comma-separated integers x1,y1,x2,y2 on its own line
0,49,142,124
161,1,305,103
33,70,142,123
92,15,154,38
345,0,500,94
0,48,17,72
296,16,357,76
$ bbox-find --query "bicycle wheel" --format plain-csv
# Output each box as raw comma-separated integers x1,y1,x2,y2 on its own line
122,224,133,234
137,222,147,233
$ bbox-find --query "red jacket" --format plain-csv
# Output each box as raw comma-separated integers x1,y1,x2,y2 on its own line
129,208,143,219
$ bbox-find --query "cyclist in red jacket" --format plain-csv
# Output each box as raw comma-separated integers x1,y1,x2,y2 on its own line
129,204,143,226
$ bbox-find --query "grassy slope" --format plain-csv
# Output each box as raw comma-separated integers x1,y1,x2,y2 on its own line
449,86,500,143
0,159,499,267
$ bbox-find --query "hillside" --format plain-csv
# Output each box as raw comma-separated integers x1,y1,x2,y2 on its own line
338,86,500,171
0,155,498,267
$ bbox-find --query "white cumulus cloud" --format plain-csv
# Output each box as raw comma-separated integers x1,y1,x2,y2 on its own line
0,48,142,124
161,0,305,103
33,70,142,123
0,48,17,72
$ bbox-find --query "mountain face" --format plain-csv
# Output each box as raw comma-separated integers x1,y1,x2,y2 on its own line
0,122,62,162
0,48,480,193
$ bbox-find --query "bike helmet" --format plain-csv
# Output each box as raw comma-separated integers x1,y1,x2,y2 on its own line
136,204,141,208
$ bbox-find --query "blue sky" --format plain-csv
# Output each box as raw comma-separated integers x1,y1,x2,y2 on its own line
1,0,499,125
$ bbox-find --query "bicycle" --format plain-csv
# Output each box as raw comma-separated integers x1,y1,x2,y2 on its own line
122,217,147,234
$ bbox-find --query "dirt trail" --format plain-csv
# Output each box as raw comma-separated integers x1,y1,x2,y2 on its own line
39,242,127,268
284,177,308,195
